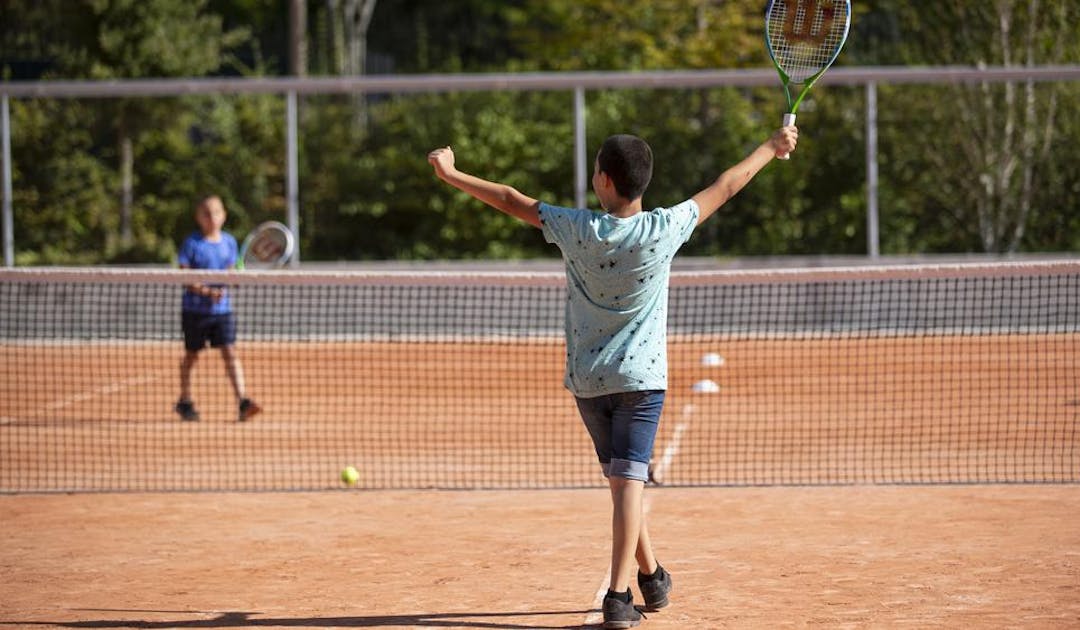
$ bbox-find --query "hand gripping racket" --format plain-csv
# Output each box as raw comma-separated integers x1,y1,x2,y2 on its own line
238,221,296,269
765,0,851,159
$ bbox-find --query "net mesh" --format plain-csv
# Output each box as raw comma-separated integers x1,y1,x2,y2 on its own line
1,262,1077,492
766,0,849,83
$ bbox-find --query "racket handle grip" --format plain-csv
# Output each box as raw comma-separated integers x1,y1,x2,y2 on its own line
779,113,797,160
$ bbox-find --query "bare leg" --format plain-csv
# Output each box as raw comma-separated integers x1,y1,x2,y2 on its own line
636,510,658,576
608,476,646,593
179,351,199,400
219,345,246,399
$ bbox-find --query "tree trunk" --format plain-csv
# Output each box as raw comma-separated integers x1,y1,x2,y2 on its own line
968,0,1065,253
290,0,308,77
326,0,345,74
119,123,133,249
343,0,377,132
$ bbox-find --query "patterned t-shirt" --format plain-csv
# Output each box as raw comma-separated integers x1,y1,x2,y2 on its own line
538,199,699,397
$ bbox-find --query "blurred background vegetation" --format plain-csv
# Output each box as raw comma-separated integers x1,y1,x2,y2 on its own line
1,0,1077,264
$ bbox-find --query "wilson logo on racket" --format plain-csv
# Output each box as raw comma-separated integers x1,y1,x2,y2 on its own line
781,0,838,47
249,236,285,261
238,221,296,269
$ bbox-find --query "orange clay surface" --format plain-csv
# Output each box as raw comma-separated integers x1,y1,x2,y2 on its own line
2,335,1077,490
1,334,1079,627
1,485,1079,629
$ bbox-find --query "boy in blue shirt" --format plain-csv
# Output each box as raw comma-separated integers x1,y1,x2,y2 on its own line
429,125,797,628
175,195,262,423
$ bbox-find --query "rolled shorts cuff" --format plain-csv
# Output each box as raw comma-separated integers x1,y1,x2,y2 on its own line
603,458,649,482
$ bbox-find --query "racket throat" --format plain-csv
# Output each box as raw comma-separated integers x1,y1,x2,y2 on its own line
789,86,813,115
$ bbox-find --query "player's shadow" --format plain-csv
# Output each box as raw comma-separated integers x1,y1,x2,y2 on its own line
0,609,605,629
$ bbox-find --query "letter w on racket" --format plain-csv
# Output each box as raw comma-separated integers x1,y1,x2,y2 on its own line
782,0,839,47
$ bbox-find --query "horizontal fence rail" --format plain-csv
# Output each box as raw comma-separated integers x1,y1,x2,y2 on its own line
2,66,1080,98
2,65,1079,266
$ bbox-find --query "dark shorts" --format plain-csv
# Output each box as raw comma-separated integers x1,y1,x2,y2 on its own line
181,311,236,352
574,390,666,482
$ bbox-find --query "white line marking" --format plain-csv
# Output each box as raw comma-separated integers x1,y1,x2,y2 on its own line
651,404,693,485
18,374,162,419
584,575,611,626
583,403,694,627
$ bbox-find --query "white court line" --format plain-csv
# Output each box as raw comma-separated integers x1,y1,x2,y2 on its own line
652,405,692,487
584,579,612,628
583,403,694,627
16,374,162,420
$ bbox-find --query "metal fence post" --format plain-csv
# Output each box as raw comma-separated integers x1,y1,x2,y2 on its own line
2,95,12,267
866,82,880,259
286,90,300,267
574,86,587,210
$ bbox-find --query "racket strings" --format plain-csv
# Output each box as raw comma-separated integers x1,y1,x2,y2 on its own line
249,234,287,262
767,0,848,83
242,223,295,268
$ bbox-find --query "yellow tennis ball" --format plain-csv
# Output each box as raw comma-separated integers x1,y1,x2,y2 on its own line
340,466,359,486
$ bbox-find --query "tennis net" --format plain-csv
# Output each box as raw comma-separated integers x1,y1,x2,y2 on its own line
1,261,1077,492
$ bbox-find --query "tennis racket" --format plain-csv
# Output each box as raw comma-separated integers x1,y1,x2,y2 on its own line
765,0,851,159
238,221,296,269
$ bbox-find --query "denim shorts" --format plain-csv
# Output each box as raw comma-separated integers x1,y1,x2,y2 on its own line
574,390,666,482
181,311,237,352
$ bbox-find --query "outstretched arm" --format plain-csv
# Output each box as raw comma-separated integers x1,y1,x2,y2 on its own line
692,126,798,226
428,146,542,229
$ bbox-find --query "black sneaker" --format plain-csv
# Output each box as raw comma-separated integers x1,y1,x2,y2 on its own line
175,399,199,422
238,398,262,422
638,566,672,611
602,591,643,629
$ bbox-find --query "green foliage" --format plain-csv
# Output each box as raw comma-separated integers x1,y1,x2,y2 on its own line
8,98,114,265
2,1,1078,264
3,0,259,263
137,92,286,246
300,90,565,259
858,1,1079,254
49,0,248,79
365,0,527,72
511,0,764,71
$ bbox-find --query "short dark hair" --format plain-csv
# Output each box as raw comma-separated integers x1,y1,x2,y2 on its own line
597,134,653,201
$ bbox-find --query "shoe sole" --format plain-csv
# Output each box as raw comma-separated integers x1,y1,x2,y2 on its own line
602,622,640,629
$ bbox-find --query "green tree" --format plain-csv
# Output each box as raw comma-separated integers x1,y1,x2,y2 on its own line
864,1,1078,253
365,0,527,72
48,0,250,259
5,1,1077,263
506,0,868,257
300,90,566,260
512,0,764,71
5,99,115,264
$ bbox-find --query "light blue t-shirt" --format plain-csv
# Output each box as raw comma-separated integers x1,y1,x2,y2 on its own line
538,199,699,397
177,231,238,314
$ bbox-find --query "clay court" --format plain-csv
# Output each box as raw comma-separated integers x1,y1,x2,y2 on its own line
2,331,1079,628
2,485,1079,628
2,334,1077,489
2,265,1078,629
